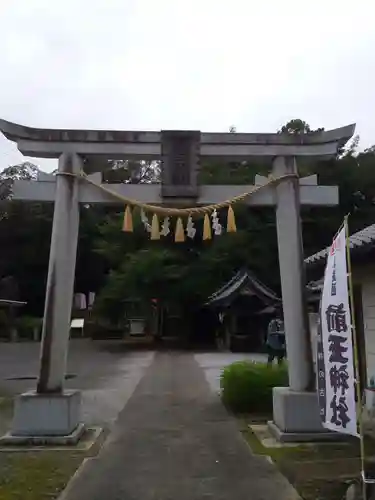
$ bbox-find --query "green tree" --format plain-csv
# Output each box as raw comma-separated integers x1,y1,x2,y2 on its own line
103,160,160,184
0,163,109,314
278,119,324,135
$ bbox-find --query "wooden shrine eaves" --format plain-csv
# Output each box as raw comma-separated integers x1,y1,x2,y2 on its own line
0,119,355,160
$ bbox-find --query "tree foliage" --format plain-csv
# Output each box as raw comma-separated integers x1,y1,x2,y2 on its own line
103,160,160,184
278,118,324,135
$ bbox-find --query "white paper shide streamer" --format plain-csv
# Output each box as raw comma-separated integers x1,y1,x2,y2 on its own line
140,209,151,233
211,209,222,235
160,217,171,237
186,216,196,239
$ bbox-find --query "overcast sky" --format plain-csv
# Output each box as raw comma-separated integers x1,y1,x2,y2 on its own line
1,0,375,172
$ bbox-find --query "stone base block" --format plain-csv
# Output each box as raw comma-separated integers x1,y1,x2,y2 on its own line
267,420,346,443
10,389,82,437
270,386,347,442
0,423,85,446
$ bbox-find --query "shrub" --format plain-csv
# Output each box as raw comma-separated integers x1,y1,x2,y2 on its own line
14,316,42,340
0,310,10,339
220,361,288,414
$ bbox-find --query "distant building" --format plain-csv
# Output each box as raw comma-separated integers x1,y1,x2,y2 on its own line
205,269,281,352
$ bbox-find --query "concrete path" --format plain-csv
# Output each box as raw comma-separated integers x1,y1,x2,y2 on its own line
61,352,298,500
0,340,155,428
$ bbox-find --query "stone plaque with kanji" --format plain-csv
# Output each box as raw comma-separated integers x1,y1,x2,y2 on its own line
161,130,200,198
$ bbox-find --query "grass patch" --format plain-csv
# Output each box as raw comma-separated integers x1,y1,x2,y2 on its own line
0,397,14,437
0,452,84,500
0,395,104,500
0,430,106,500
0,398,13,414
241,418,368,500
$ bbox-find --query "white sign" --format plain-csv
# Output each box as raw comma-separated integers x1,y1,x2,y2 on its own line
71,318,84,329
316,224,358,437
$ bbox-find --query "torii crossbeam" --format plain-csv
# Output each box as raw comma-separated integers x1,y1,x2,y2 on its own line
0,119,355,444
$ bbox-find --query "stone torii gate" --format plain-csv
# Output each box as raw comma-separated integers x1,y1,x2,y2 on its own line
0,119,354,443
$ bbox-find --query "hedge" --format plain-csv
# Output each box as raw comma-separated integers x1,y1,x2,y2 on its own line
220,361,288,414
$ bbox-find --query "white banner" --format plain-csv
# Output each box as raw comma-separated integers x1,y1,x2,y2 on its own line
316,224,358,437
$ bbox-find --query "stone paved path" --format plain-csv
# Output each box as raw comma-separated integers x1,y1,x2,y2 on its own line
61,352,299,500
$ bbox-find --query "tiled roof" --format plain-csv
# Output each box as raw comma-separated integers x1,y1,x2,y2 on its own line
206,269,281,307
305,223,375,266
0,299,27,307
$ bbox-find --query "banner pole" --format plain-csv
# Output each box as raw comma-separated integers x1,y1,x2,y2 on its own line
344,215,368,498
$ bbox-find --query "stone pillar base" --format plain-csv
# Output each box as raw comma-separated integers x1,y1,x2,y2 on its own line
2,390,83,443
269,386,346,442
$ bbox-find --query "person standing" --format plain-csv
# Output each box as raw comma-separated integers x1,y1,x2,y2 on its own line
216,312,226,350
266,308,286,366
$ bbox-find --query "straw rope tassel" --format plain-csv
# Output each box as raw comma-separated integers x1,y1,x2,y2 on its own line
203,213,212,240
226,205,237,232
122,205,133,232
150,213,160,240
175,218,185,242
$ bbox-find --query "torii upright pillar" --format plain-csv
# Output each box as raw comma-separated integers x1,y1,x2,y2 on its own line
8,152,84,442
37,153,82,395
269,155,318,441
0,120,355,443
